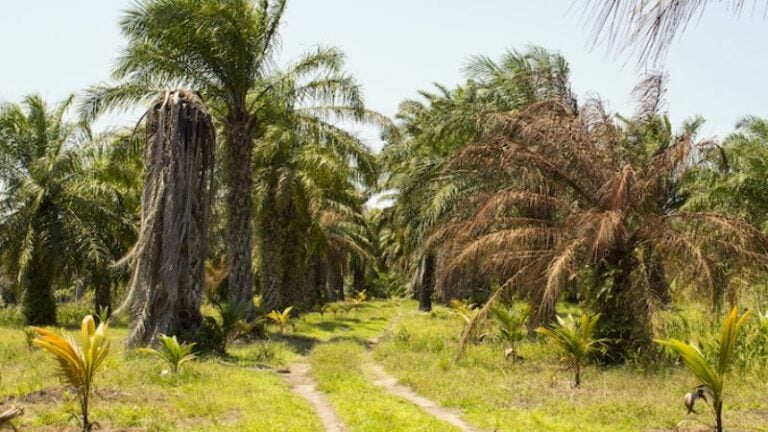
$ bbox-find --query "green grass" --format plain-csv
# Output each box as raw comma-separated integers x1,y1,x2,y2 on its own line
310,340,460,432
3,299,767,431
374,305,768,432
0,326,323,431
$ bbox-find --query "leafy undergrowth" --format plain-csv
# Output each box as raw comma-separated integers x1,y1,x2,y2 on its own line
373,306,768,432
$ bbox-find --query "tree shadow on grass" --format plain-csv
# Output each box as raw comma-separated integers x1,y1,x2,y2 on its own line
273,333,322,355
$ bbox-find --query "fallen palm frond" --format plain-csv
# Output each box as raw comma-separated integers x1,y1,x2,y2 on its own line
0,406,23,431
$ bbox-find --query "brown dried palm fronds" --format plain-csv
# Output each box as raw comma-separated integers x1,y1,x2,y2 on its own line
423,75,768,360
0,406,23,431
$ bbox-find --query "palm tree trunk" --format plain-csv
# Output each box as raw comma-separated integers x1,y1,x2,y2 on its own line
22,251,56,326
260,201,284,314
352,260,365,294
418,253,435,312
596,249,651,362
327,259,344,301
645,250,672,305
307,254,327,307
125,91,213,347
225,119,255,317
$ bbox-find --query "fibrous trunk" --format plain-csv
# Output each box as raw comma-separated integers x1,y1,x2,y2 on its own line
225,119,255,316
124,90,215,347
327,258,345,301
22,249,56,325
92,270,111,317
260,193,284,313
418,253,435,312
595,251,652,362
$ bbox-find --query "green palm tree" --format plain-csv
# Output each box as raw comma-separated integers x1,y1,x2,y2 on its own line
82,0,382,316
683,116,768,230
252,82,381,311
0,95,136,325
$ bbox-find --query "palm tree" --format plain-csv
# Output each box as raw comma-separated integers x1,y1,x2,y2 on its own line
81,0,290,316
252,74,381,311
442,76,768,360
683,116,768,230
381,47,576,311
582,0,767,63
82,0,383,317
0,95,136,325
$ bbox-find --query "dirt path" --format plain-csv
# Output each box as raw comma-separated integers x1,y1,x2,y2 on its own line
281,363,346,432
364,314,485,432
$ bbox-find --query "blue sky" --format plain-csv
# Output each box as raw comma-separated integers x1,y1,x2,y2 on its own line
1,1,766,149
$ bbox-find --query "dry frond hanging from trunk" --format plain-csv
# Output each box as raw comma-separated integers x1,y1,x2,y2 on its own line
122,90,215,347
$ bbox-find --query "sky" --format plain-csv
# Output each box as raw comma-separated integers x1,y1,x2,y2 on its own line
1,0,766,151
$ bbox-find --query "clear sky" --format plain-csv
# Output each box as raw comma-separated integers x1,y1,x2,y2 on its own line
1,1,766,150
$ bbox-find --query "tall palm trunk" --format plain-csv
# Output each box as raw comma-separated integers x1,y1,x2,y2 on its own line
352,260,365,294
307,254,327,307
260,193,284,313
225,119,255,316
93,271,111,317
418,253,435,312
595,248,651,362
645,249,672,305
327,259,345,301
22,249,56,325
125,91,214,347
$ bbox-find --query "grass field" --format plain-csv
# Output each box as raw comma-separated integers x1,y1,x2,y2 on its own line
1,300,767,431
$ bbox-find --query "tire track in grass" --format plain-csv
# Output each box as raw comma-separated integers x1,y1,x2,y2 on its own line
310,340,459,432
364,313,487,432
280,363,346,432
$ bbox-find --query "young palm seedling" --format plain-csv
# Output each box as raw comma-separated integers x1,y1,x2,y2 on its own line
352,290,368,306
489,305,529,362
139,334,197,373
267,306,294,335
33,315,110,432
536,312,607,388
655,307,751,432
22,327,36,351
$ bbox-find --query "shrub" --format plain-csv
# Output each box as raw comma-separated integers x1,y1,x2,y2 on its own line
655,307,751,432
536,312,607,388
56,302,93,328
449,299,477,324
33,315,110,431
0,307,23,327
140,334,197,373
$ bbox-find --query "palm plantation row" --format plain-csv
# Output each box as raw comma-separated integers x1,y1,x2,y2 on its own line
1,1,768,430
1,0,767,358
